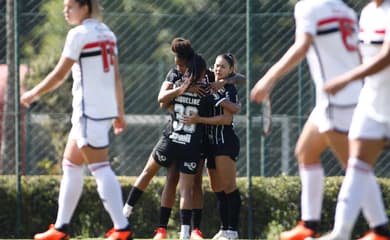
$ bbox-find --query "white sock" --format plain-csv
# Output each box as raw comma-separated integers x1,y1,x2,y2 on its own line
180,225,190,239
361,172,388,228
55,159,84,229
299,164,324,221
333,158,371,238
89,162,128,229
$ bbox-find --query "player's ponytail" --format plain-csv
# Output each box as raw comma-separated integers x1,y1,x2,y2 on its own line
186,54,206,84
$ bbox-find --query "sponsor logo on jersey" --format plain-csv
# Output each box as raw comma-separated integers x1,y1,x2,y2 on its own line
169,132,192,144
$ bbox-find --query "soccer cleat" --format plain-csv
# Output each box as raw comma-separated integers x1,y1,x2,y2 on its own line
358,231,390,240
153,228,167,239
34,224,70,240
280,221,320,240
212,230,227,240
305,232,346,240
190,228,204,240
105,227,133,240
123,203,133,218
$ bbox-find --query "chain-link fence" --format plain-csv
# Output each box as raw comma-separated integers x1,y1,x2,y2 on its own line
1,0,390,179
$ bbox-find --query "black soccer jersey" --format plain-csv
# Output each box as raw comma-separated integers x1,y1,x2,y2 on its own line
205,83,239,145
162,67,212,146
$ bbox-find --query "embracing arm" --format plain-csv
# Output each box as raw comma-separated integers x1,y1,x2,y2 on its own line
210,72,246,91
157,78,192,109
325,41,390,95
183,110,233,126
219,100,240,114
20,56,74,107
250,33,312,103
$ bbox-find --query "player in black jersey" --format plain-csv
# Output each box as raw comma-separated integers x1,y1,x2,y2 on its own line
183,54,242,240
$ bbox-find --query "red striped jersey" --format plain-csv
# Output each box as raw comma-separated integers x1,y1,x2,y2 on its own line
358,0,390,123
294,0,362,107
62,18,119,120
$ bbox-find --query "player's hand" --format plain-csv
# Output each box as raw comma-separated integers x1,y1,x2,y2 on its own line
209,80,225,91
20,89,38,108
182,113,199,124
324,77,350,95
113,115,126,135
187,84,209,96
250,79,272,104
178,76,192,95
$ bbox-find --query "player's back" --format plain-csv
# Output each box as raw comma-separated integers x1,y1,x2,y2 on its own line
69,19,118,119
295,0,362,106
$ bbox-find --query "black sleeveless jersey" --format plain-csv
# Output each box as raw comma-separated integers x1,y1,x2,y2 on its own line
205,83,239,145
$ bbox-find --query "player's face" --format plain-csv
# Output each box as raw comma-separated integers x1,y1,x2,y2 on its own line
63,0,89,26
175,56,188,75
214,56,233,80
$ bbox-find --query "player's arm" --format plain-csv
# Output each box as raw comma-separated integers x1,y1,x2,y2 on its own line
20,56,74,107
219,100,241,114
223,72,246,85
183,109,234,126
112,55,126,134
325,41,390,95
250,32,312,103
158,77,192,108
210,72,246,91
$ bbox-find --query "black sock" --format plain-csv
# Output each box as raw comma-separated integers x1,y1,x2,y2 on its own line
180,209,192,226
373,224,390,237
192,209,202,229
158,207,172,229
215,191,229,230
303,220,320,232
126,187,143,206
226,189,241,231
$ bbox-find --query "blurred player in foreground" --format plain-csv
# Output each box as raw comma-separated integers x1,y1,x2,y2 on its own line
316,0,390,239
250,0,363,239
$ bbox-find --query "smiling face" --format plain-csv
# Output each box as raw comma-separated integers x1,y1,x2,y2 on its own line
63,0,90,25
213,56,234,80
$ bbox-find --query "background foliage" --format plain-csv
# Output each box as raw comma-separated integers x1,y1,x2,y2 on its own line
0,176,385,239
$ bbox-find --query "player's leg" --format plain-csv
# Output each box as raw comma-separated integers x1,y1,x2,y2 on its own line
153,164,179,239
330,112,389,239
207,157,229,239
280,120,327,240
190,160,205,239
214,156,240,240
123,153,162,217
78,119,131,239
34,138,84,240
178,172,196,239
124,137,171,218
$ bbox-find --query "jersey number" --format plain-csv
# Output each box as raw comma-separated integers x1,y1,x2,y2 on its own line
100,41,114,72
173,104,198,133
339,18,358,52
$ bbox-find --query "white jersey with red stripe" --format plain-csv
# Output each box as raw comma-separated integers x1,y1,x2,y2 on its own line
358,0,390,123
62,18,118,120
295,0,362,107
